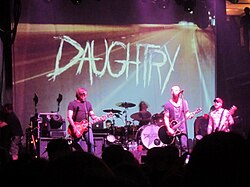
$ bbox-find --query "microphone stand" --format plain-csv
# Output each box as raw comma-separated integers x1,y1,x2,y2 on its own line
84,101,91,153
32,93,39,158
124,107,129,147
56,94,62,112
180,93,189,154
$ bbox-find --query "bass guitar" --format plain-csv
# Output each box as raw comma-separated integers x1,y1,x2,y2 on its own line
215,105,237,132
68,113,113,139
158,107,202,145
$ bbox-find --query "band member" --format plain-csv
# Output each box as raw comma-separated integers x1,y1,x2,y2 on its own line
163,85,194,154
67,87,104,154
0,104,24,160
138,101,152,127
207,97,234,134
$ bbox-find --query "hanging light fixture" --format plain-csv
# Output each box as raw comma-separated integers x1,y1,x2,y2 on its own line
71,0,81,5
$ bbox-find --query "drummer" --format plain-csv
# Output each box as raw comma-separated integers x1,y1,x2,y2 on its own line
131,101,152,127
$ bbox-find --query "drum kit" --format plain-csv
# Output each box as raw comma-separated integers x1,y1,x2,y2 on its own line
102,102,165,150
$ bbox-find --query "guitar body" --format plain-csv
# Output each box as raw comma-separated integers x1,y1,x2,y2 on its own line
68,120,89,139
68,113,113,139
158,125,175,145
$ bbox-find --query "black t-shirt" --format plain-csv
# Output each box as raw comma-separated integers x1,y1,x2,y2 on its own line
6,112,24,137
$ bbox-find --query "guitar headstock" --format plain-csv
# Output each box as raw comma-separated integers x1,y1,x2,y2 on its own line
195,107,202,114
229,105,237,115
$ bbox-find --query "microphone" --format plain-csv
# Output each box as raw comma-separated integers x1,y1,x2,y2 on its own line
178,89,184,95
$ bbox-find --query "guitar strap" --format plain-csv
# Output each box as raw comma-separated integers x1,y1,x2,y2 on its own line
216,109,225,132
73,106,79,122
84,101,89,121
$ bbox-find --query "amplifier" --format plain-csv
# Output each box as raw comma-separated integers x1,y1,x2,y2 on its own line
50,131,66,138
93,128,109,137
38,113,66,138
39,137,105,159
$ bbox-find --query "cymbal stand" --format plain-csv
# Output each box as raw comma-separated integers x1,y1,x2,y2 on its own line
123,107,129,147
111,116,116,135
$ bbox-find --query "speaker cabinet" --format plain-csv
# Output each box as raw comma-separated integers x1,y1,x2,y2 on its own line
39,137,104,160
81,137,104,158
39,137,53,159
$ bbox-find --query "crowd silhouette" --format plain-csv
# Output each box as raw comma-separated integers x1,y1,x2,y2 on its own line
1,131,250,187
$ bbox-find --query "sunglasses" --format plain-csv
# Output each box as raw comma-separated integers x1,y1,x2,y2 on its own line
214,100,221,103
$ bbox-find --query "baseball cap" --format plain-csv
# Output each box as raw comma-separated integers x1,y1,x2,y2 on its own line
214,97,223,104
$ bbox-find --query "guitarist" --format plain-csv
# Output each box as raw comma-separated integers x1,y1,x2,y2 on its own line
163,85,194,154
207,97,234,135
67,87,101,154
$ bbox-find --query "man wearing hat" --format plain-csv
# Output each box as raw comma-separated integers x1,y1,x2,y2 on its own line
207,98,234,134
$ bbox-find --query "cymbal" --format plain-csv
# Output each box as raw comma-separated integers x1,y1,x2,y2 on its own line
116,102,136,108
103,109,122,113
130,111,151,121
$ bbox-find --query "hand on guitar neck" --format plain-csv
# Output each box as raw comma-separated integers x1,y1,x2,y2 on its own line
169,107,202,135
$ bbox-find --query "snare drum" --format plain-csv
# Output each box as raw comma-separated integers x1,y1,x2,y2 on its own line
135,123,163,149
106,134,116,143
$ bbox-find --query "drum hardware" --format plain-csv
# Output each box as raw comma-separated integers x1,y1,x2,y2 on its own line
105,102,138,148
151,112,164,125
103,108,122,145
103,109,122,114
115,102,136,136
130,112,151,122
127,140,138,151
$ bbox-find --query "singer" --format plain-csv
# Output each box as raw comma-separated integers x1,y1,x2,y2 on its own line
160,85,194,155
67,87,100,154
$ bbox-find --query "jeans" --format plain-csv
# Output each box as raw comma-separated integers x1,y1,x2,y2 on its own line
10,136,23,160
73,127,95,154
83,127,95,154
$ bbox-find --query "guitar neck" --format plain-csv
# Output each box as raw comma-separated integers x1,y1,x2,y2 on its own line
171,108,202,130
89,118,103,126
172,119,185,130
89,114,108,125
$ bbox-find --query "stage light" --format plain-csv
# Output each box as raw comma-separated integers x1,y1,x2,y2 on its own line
71,0,81,5
145,0,170,9
183,0,196,12
156,0,169,9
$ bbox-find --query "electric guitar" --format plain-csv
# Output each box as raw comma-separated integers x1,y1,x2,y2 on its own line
68,112,113,139
215,105,237,132
158,107,202,145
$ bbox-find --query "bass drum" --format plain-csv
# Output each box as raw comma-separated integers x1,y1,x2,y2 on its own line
136,124,164,149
